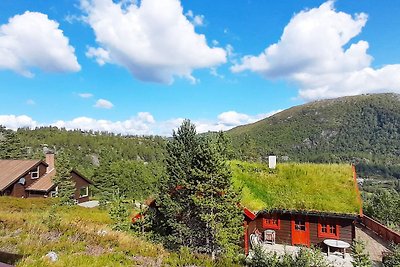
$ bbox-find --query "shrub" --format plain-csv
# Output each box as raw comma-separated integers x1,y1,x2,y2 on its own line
351,239,372,267
383,245,400,267
246,246,331,267
42,205,61,231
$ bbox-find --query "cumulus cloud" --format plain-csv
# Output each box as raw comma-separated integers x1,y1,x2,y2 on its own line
0,115,38,130
231,1,400,100
81,0,226,83
78,93,93,98
94,99,114,109
0,11,80,77
0,110,281,136
52,112,155,135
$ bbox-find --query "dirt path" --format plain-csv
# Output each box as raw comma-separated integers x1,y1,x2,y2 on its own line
356,225,391,266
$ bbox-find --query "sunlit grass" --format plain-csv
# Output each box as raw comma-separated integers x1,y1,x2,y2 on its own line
0,197,243,266
230,160,361,214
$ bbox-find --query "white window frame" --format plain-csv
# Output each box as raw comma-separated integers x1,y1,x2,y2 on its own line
31,166,39,179
79,186,89,198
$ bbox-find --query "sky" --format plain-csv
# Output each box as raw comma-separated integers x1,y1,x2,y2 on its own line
1,0,400,136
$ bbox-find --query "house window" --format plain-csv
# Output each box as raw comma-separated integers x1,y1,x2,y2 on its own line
295,219,306,231
318,219,340,238
262,214,280,230
31,166,39,179
79,186,89,198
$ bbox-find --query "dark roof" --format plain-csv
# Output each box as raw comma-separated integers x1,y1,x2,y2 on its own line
0,160,45,191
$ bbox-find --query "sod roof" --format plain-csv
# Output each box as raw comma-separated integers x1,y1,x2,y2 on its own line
230,160,361,215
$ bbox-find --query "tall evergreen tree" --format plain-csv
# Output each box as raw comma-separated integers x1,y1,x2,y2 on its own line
148,120,243,258
54,151,76,206
93,153,119,206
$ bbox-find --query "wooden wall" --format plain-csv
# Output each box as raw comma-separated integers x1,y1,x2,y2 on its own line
246,212,354,248
71,172,90,203
9,163,48,198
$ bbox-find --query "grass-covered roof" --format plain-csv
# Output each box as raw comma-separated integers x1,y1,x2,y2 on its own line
230,160,361,215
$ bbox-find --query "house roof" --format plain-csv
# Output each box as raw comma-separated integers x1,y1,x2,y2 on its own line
26,169,93,192
0,160,45,192
231,160,362,215
26,168,56,192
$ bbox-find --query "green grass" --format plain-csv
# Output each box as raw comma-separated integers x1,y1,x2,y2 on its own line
0,197,242,267
230,160,361,214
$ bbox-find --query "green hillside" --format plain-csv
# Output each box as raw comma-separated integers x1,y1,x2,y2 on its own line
231,161,361,214
227,93,400,185
0,127,167,200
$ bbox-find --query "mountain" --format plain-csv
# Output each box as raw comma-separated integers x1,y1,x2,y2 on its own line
227,93,400,184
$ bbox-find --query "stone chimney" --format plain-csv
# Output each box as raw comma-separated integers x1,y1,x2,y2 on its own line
268,155,276,169
45,152,55,172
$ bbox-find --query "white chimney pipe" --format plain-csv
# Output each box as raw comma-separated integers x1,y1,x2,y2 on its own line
269,156,276,169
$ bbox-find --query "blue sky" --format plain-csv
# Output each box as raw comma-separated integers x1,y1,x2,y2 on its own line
0,0,400,135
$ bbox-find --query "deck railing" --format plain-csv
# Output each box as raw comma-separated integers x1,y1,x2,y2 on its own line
361,215,400,244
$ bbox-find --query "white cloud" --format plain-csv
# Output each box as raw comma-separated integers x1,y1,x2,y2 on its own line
0,115,38,130
26,99,36,105
0,110,281,136
231,1,400,101
81,0,226,83
185,10,204,26
51,113,154,135
0,11,80,77
86,47,110,66
65,14,87,24
94,99,114,109
78,93,93,98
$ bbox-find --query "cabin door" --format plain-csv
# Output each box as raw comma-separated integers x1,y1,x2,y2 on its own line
291,215,310,247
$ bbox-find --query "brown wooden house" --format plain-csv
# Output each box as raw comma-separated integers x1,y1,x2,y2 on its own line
230,161,363,254
0,153,93,203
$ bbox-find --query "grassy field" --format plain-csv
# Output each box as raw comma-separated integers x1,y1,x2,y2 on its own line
0,197,240,267
230,160,361,214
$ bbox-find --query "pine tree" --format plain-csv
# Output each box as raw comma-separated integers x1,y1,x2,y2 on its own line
351,239,372,267
54,152,76,206
93,153,119,206
148,120,243,258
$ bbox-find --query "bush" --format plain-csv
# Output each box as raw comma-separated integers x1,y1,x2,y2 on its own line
351,239,372,267
246,246,331,267
108,194,130,231
42,205,61,231
383,245,400,267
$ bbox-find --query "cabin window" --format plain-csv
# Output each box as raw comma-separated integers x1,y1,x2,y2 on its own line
79,186,89,198
262,214,280,230
31,166,39,179
295,219,306,231
318,219,340,238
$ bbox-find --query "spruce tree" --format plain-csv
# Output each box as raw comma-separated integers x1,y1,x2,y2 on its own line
148,120,243,258
93,153,119,206
54,151,76,206
351,239,372,267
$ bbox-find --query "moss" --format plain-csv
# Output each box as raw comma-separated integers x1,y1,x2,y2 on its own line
230,160,361,214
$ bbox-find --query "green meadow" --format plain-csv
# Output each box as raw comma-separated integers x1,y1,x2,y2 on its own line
0,197,240,267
